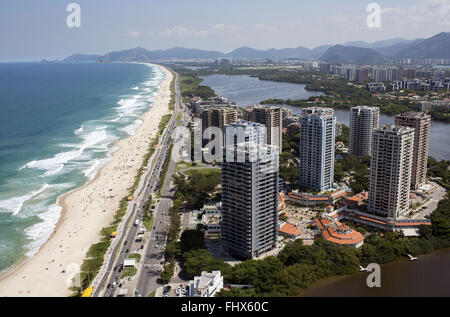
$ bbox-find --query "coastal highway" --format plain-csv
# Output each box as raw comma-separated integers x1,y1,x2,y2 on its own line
134,70,191,297
95,68,189,297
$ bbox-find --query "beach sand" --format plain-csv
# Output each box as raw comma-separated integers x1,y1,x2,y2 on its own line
0,64,173,297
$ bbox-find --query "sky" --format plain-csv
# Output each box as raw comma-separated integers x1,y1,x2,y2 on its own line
1,0,450,61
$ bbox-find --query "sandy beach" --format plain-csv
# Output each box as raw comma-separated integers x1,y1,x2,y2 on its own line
0,64,173,297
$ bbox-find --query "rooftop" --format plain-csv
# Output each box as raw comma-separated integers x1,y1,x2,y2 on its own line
279,223,302,237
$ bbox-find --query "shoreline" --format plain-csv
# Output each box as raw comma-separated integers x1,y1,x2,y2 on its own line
0,63,173,297
299,247,450,297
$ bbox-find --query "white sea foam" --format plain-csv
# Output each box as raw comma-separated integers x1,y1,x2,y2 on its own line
132,86,139,90
0,184,50,215
74,125,84,135
24,204,62,257
116,97,146,117
82,157,112,180
24,129,108,176
121,119,143,136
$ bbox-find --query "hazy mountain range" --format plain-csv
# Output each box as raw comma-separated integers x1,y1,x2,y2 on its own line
64,32,450,65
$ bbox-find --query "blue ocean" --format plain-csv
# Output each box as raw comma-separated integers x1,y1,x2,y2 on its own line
0,62,165,272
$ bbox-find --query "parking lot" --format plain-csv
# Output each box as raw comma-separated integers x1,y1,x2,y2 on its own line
155,283,190,297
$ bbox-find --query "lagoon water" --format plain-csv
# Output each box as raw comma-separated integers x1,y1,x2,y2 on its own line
0,62,165,272
300,247,450,297
201,74,450,161
201,74,323,106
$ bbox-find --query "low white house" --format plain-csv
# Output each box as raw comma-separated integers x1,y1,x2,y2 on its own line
189,271,223,297
123,259,136,268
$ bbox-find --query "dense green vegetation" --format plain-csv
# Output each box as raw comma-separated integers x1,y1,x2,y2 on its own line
427,108,450,122
180,229,205,254
336,124,349,145
160,169,222,282
171,192,450,297
170,69,215,103
334,154,371,193
156,143,173,198
219,200,450,296
173,170,221,210
279,133,300,187
168,71,175,111
142,195,154,230
428,158,450,190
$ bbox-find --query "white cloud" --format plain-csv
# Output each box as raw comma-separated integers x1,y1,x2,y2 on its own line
382,0,450,29
158,26,208,37
126,30,140,38
158,24,240,38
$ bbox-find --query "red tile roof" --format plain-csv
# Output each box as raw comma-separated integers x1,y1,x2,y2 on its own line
279,223,302,237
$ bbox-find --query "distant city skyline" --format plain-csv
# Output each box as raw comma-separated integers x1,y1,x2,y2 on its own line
1,0,450,61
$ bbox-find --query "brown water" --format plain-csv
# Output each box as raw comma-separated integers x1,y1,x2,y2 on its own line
300,248,450,297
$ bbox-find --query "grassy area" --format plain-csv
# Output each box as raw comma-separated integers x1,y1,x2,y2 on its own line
147,290,156,297
158,114,172,135
128,253,141,262
121,267,137,278
142,195,155,230
176,161,203,172
183,168,220,178
156,143,173,198
168,72,175,111
143,215,154,231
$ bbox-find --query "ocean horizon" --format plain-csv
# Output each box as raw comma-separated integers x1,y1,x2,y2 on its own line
0,62,165,273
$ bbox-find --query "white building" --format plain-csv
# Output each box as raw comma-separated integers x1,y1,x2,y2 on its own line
368,125,415,219
123,259,136,268
222,142,279,259
349,106,380,157
299,107,336,192
189,271,224,297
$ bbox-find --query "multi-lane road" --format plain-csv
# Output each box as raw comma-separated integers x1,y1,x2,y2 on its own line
94,69,190,297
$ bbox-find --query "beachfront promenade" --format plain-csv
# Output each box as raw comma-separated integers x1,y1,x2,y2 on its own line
94,69,189,297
